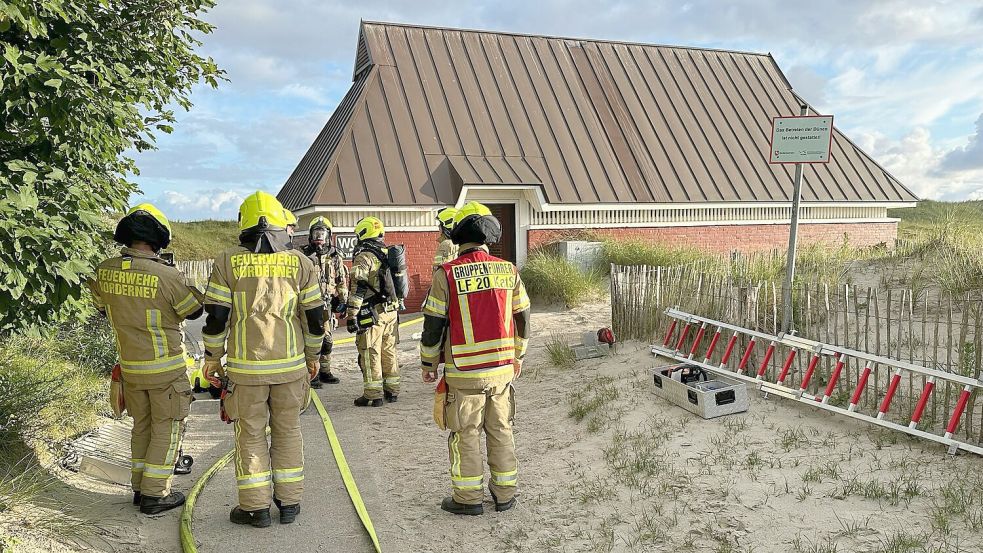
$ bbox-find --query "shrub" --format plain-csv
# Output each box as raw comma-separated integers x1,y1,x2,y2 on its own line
0,322,109,456
0,1,223,333
520,252,604,307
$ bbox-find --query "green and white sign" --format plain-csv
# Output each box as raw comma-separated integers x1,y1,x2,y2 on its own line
769,115,834,164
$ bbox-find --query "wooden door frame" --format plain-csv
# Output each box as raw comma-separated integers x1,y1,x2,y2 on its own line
484,202,517,263
457,188,531,266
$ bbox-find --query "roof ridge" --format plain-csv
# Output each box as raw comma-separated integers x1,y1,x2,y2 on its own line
359,20,772,58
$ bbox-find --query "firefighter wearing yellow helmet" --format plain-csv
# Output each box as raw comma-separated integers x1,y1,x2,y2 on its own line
201,191,324,528
421,201,530,515
432,207,459,272
283,209,298,243
89,203,204,515
301,216,348,387
345,216,400,407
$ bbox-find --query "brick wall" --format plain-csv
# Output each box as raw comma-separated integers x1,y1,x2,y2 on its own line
291,231,441,313
527,222,898,254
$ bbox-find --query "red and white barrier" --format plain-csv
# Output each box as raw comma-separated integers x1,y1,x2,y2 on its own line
652,308,983,457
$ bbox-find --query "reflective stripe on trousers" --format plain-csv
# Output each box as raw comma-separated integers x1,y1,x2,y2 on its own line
237,471,273,490
491,469,518,487
273,466,304,484
449,433,484,491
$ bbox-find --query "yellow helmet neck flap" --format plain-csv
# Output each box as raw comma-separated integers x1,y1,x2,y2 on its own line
114,203,172,251
239,228,290,254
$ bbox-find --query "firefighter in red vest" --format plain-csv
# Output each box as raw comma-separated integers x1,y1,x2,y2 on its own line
420,201,531,515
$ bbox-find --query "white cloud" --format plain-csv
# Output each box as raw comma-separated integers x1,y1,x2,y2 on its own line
130,0,983,220
147,189,253,221
939,113,983,172
858,126,983,200
278,83,329,105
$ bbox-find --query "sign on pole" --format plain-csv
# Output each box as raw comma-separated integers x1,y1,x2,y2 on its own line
769,115,833,164
769,110,834,335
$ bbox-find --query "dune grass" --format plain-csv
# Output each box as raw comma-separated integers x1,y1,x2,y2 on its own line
0,316,116,545
545,333,577,369
520,251,605,307
168,220,239,261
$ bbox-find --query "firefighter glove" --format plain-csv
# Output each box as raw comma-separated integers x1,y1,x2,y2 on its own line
513,358,523,380
347,318,359,334
306,358,319,380
203,358,225,388
334,301,347,314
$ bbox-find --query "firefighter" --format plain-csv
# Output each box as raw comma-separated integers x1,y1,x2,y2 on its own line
420,201,531,515
432,207,458,271
90,204,203,515
202,191,325,528
301,216,348,387
346,216,400,407
284,209,298,242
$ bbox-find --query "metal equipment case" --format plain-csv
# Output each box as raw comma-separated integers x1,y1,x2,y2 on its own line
652,363,749,419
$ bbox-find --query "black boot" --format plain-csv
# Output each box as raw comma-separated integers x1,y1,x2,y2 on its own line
139,492,186,515
318,371,340,384
230,506,272,528
309,377,323,389
440,497,483,516
274,497,301,524
132,491,142,505
384,390,398,403
353,396,384,407
490,489,517,512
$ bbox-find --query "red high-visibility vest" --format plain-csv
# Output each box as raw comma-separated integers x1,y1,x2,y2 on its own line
442,249,518,371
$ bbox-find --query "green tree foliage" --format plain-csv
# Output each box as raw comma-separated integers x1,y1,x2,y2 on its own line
0,0,222,333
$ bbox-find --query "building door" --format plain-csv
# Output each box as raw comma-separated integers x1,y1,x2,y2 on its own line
486,203,516,263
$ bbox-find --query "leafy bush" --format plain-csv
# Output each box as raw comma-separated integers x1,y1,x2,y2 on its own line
0,1,223,333
521,252,604,307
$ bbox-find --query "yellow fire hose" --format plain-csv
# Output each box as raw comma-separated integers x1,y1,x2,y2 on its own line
310,391,382,552
180,316,422,552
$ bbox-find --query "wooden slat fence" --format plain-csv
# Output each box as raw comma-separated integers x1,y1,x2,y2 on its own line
175,259,213,287
611,263,983,445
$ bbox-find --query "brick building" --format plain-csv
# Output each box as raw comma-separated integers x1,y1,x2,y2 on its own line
278,21,917,310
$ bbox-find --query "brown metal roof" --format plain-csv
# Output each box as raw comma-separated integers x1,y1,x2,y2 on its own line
278,21,917,210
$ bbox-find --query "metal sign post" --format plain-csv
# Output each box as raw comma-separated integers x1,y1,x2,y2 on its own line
769,107,834,335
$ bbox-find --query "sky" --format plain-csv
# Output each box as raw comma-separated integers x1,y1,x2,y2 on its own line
130,0,983,221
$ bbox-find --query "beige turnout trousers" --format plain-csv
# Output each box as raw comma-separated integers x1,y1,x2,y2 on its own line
357,308,399,399
224,376,308,511
124,375,193,497
444,374,517,505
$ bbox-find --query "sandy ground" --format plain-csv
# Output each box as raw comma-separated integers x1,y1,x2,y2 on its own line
5,301,983,552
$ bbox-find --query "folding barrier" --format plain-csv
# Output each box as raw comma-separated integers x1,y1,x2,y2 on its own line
651,308,983,456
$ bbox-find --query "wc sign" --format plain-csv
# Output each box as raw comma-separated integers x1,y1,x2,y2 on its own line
334,234,358,259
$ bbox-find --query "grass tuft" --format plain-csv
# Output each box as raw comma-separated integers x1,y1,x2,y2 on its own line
520,251,604,307
568,376,619,427
545,333,576,369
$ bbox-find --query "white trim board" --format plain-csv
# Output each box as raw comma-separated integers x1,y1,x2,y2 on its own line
529,217,902,230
